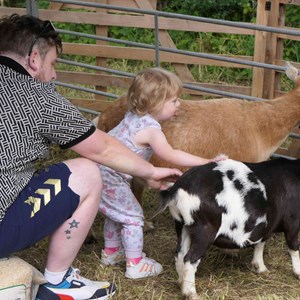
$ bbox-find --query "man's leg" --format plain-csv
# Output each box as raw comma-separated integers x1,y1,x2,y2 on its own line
46,158,102,272
0,158,115,299
41,158,116,299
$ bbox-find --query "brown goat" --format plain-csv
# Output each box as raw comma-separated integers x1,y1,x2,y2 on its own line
98,92,299,163
97,79,300,210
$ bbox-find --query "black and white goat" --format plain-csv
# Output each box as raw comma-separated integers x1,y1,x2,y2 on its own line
157,158,300,300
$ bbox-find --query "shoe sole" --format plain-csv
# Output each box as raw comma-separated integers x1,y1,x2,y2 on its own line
47,287,116,300
125,269,163,279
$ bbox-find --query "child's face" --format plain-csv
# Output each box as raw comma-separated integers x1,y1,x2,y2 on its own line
153,96,181,122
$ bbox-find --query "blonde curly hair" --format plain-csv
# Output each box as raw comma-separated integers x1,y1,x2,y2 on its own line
127,67,182,116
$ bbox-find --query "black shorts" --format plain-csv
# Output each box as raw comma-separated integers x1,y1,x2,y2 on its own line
0,163,80,258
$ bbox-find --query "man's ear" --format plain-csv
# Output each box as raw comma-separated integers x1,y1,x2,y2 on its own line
27,50,39,72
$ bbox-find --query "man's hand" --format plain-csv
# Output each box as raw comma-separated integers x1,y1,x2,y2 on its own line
145,167,182,190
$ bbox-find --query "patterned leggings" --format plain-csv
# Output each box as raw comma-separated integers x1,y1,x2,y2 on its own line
104,218,143,259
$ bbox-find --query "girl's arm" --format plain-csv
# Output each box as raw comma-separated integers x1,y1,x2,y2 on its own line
71,129,182,190
134,127,227,167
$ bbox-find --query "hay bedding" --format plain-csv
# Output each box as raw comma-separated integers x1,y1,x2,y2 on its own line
14,189,300,300
18,145,300,299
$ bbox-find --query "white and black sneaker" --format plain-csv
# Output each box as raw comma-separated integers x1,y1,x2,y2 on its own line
44,267,116,300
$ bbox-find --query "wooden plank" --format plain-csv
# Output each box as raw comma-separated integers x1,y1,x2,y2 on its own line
57,70,252,92
275,147,289,156
95,0,108,100
69,98,115,112
286,127,300,158
48,2,64,10
0,5,295,39
277,31,300,42
262,0,280,99
56,73,254,108
280,0,300,5
35,9,254,35
6,8,299,39
251,0,268,98
157,30,195,83
47,0,137,12
79,0,146,10
187,83,251,96
56,71,133,87
274,4,285,94
62,43,253,68
56,70,252,101
0,7,26,16
156,26,195,84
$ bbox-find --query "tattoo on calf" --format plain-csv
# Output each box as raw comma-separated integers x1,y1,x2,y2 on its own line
65,219,80,239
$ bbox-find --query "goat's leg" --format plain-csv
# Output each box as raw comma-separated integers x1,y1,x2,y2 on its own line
288,249,300,279
175,225,189,286
182,260,201,300
251,242,269,273
176,228,200,300
284,228,300,279
180,223,215,300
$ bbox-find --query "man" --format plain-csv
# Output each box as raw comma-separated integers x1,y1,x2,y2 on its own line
0,14,181,300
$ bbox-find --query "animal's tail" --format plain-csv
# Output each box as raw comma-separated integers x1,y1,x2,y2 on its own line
149,188,175,220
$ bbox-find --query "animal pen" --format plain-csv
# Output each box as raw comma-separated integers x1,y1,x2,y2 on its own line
1,0,300,159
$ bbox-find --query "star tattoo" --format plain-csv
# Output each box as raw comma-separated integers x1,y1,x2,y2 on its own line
69,219,80,229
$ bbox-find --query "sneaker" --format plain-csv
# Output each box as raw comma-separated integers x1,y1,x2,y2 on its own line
36,285,61,300
45,267,116,300
100,248,125,266
125,255,163,279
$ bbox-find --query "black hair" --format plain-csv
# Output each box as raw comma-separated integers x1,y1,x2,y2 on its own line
0,14,62,59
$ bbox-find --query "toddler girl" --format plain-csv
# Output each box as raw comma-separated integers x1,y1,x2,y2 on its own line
99,67,227,279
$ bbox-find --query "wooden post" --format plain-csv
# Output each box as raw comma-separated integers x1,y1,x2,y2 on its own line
95,0,108,101
251,0,269,98
262,0,282,99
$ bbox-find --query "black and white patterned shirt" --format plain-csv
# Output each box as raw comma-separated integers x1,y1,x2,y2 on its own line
0,56,96,223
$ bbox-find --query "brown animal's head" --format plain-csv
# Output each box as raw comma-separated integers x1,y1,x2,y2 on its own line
285,61,300,85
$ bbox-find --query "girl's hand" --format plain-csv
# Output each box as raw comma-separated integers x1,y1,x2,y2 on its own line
210,153,228,163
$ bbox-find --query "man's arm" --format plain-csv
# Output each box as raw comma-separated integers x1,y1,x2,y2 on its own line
70,129,181,190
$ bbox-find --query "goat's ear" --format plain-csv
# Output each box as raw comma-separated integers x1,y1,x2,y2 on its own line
285,61,300,83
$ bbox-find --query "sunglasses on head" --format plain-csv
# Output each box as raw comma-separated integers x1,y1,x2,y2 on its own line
28,20,55,57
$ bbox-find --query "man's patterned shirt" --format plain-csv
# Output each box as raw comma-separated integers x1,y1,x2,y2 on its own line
0,56,95,223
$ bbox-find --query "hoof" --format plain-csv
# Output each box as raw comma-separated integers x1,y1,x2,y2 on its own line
144,220,156,233
251,262,269,274
184,293,200,300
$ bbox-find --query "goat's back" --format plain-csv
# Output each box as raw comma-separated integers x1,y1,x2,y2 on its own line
97,93,300,170
162,158,300,247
